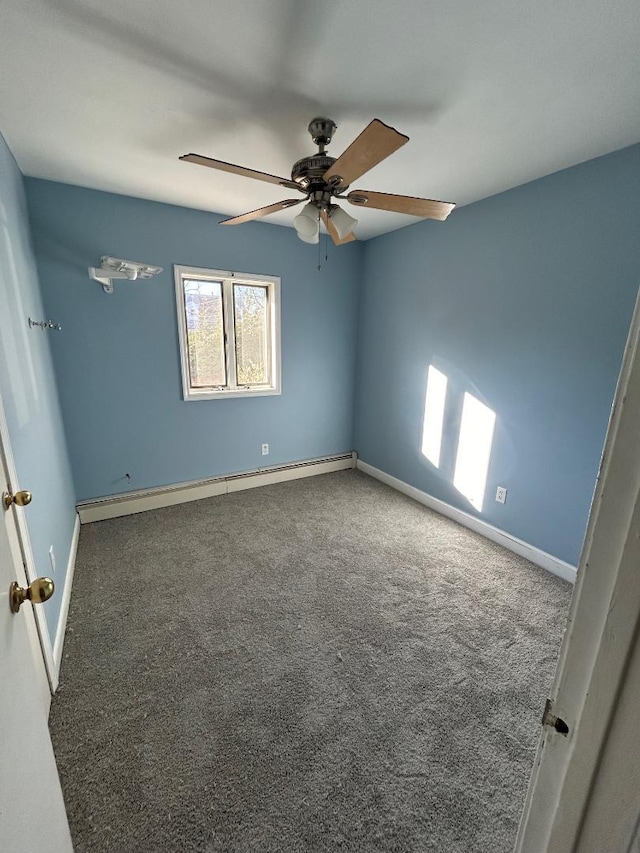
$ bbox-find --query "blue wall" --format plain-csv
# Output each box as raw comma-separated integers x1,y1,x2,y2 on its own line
355,144,640,566
20,144,640,570
0,135,77,640
25,180,362,501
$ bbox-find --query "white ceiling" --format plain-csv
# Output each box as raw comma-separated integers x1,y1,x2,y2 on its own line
1,0,639,240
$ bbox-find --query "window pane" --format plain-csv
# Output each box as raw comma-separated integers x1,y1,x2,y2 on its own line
233,284,269,386
453,392,496,512
183,279,226,387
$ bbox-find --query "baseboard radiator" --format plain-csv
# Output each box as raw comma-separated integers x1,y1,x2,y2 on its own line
77,452,356,523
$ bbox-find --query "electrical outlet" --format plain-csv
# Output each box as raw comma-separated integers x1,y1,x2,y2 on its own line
49,545,56,573
496,486,507,504
262,443,269,456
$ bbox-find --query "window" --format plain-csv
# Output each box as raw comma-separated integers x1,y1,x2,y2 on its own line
174,266,281,400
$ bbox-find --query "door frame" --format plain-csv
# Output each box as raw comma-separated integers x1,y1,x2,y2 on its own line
0,390,57,691
516,282,640,851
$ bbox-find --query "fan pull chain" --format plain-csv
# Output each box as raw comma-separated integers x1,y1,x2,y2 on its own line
316,211,330,271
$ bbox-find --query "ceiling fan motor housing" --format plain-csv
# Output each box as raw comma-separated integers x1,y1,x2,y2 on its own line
291,157,349,210
291,154,336,189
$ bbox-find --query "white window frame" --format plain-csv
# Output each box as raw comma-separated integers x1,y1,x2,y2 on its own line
174,265,281,401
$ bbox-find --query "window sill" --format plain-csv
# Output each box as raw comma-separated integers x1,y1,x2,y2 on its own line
183,387,281,401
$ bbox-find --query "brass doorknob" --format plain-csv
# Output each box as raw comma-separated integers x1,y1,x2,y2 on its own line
9,577,55,614
3,490,32,510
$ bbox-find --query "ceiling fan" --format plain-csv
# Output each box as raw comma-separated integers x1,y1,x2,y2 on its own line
180,117,455,245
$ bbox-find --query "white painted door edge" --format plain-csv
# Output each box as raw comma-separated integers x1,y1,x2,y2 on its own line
77,453,355,523
52,513,80,686
515,282,640,852
0,385,74,853
0,390,57,691
356,459,577,584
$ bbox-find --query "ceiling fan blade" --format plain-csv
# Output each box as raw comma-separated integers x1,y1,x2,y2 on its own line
180,153,303,192
219,198,304,226
323,119,409,190
347,190,455,221
319,210,357,245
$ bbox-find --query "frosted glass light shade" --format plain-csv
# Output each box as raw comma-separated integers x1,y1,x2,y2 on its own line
297,229,319,244
294,202,320,239
330,205,358,239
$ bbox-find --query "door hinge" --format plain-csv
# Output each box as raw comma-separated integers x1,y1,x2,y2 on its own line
542,698,569,736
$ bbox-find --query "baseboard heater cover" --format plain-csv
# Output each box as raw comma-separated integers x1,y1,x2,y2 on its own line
77,453,356,523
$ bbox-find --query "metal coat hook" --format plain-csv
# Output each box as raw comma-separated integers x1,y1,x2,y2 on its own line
29,318,62,331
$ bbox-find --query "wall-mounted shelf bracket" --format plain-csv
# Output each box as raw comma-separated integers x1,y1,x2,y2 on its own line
88,256,163,294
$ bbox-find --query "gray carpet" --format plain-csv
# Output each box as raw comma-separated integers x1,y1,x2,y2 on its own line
50,470,571,852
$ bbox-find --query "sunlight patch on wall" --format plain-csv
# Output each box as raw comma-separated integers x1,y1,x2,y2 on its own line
421,365,448,467
453,392,496,511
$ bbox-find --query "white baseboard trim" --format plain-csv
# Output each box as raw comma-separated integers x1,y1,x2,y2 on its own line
52,513,81,688
77,453,356,524
357,460,577,584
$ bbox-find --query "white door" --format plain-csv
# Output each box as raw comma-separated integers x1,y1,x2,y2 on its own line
516,284,640,851
0,437,73,851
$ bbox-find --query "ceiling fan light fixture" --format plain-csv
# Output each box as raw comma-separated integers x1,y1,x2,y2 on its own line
294,202,319,240
330,205,358,240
